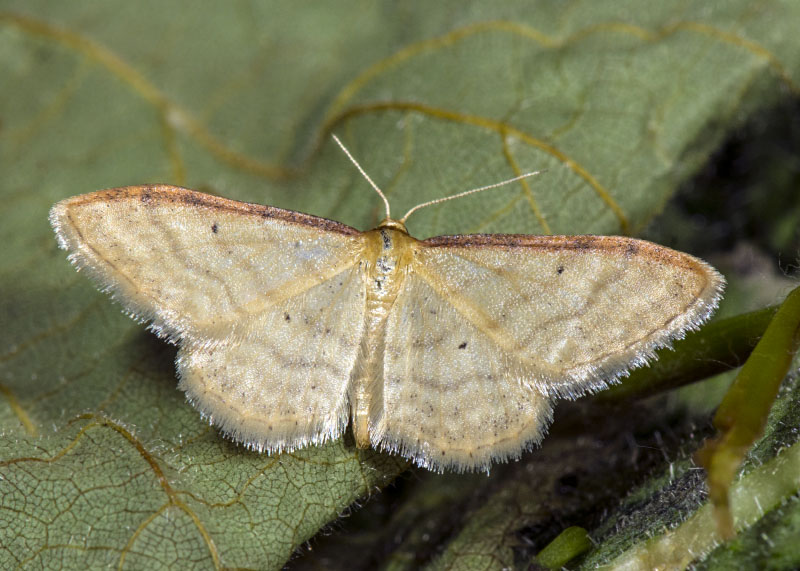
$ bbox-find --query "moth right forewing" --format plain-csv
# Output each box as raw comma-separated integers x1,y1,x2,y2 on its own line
415,234,724,399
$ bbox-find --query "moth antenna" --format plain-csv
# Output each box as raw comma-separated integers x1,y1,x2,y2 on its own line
400,170,546,223
332,135,391,220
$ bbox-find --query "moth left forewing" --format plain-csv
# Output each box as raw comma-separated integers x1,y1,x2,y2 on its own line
50,185,367,344
412,234,724,400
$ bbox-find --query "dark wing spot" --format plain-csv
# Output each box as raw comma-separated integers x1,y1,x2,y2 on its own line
284,313,291,322
557,266,564,274
458,342,467,349
211,222,218,233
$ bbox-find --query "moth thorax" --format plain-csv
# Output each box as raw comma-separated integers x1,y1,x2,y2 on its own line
365,226,415,306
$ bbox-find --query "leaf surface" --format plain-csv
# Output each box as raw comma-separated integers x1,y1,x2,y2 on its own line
1,1,799,568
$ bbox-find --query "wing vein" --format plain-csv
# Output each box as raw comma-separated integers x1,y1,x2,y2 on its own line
199,259,363,333
411,260,529,360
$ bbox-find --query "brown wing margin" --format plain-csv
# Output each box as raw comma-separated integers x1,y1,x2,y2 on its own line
65,184,363,236
421,233,710,273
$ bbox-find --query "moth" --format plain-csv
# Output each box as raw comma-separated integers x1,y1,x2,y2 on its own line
50,137,724,472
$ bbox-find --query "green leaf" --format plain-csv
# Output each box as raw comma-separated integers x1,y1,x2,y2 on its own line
579,369,800,570
536,527,593,569
2,2,799,569
696,285,800,538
